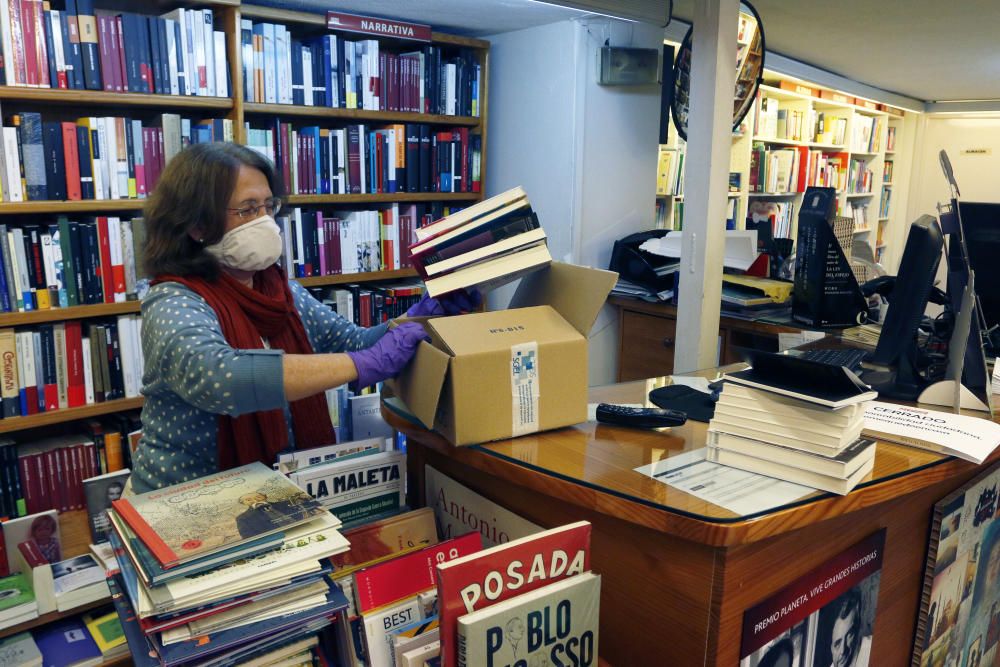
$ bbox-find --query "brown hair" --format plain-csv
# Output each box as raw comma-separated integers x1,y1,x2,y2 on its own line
142,142,282,280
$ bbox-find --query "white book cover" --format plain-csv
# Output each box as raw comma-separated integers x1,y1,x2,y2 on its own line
289,450,405,525
302,45,313,106
0,631,43,666
164,19,179,96
273,24,286,103
81,337,94,405
191,8,206,95
2,129,23,201
51,554,104,596
84,119,105,201
362,597,423,667
213,31,227,98
457,573,600,667
328,35,339,108
49,11,66,87
400,640,439,667
203,10,215,97
95,119,113,199
262,22,275,104
275,437,383,474
115,315,135,397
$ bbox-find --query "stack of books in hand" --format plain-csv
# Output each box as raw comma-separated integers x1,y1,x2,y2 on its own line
707,352,879,495
105,462,352,666
410,186,552,297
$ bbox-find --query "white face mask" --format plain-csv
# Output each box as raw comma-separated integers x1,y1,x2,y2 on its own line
204,215,283,272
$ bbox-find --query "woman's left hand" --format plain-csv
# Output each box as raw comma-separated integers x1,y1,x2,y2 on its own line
406,288,482,317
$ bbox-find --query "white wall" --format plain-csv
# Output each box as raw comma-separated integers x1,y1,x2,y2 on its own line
485,18,662,386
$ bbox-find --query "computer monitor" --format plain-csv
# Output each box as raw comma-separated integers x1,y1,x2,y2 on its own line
863,215,944,399
949,201,1000,353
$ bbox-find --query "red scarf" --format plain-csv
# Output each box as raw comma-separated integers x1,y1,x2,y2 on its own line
153,266,334,469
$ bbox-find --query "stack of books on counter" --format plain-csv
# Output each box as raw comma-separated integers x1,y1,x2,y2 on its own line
105,462,352,666
409,185,552,297
707,352,878,495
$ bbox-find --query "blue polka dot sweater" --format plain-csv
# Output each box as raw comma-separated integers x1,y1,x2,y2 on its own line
131,280,387,493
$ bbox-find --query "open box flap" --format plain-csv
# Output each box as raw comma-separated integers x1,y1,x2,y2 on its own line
509,261,619,335
386,341,450,429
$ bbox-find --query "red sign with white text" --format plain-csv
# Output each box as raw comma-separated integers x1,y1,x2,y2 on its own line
326,11,432,42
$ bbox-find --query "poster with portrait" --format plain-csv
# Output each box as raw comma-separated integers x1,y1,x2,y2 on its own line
915,460,1000,667
740,529,886,667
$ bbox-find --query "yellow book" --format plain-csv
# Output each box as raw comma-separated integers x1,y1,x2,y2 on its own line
84,610,126,655
721,275,793,302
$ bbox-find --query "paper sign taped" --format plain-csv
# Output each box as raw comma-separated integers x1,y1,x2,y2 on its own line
510,342,539,437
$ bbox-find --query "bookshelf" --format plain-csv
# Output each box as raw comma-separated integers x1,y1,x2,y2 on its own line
0,0,490,651
657,69,915,266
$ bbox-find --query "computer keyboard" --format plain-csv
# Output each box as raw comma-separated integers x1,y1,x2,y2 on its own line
797,348,868,372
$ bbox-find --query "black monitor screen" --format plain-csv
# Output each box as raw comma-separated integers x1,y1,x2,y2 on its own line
953,201,1000,334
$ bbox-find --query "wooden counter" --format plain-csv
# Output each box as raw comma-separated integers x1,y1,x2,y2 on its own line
384,375,998,666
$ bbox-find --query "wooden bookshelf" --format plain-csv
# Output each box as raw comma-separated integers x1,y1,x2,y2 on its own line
0,302,142,326
0,200,146,214
0,87,234,110
243,103,481,126
0,597,114,641
285,192,480,206
0,398,145,434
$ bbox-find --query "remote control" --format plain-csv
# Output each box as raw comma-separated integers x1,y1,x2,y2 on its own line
595,403,687,429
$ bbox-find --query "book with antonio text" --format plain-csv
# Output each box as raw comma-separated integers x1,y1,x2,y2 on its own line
724,351,877,409
456,572,600,667
435,521,591,667
111,462,325,568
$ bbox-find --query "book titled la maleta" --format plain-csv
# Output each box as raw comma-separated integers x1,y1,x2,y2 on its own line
289,451,405,525
457,573,600,667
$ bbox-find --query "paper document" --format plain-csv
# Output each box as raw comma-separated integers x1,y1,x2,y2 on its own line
862,401,1000,464
639,230,759,271
634,448,814,517
777,331,827,352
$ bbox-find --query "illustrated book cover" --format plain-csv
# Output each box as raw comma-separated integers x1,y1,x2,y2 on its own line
456,572,600,667
82,468,130,544
111,462,325,567
435,520,591,667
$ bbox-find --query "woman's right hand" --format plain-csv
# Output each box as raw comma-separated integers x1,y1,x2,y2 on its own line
346,322,430,389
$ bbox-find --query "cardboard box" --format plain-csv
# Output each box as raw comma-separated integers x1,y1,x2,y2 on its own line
389,262,617,446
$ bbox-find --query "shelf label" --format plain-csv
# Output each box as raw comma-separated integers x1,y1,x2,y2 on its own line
961,148,992,156
326,11,432,42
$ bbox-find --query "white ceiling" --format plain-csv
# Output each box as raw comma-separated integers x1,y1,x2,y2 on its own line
267,0,1000,104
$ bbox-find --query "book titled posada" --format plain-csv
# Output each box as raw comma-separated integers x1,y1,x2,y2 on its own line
111,462,325,568
457,573,600,667
289,451,405,525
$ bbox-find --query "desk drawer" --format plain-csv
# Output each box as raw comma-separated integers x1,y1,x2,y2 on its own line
619,310,675,381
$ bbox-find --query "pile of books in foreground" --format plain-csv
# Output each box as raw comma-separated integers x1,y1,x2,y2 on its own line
106,462,352,666
707,352,878,495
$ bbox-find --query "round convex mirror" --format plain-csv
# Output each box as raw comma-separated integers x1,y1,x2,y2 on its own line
671,2,765,141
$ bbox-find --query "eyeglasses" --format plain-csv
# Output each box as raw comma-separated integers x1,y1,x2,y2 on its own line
227,198,282,220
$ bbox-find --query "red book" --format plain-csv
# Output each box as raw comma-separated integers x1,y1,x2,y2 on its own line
113,15,127,93
33,453,48,512
329,218,342,275
434,521,592,667
64,320,86,407
794,145,810,193
29,0,49,87
6,0,27,85
95,217,113,303
18,538,47,567
0,540,8,577
61,122,82,200
353,532,481,614
96,14,114,91
20,0,38,87
454,128,469,193
69,444,85,509
44,448,68,512
279,123,291,194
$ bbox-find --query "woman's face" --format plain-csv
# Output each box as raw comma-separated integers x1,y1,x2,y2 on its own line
224,165,273,235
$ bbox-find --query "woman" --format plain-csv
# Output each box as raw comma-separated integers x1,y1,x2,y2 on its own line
132,143,474,493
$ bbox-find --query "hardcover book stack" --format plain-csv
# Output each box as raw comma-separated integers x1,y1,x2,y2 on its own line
105,462,353,666
707,352,879,495
409,185,552,297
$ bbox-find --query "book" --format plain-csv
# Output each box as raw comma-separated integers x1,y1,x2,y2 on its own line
82,610,127,657
723,352,877,409
2,510,61,572
708,414,863,455
423,242,552,298
82,468,129,544
435,521,590,667
0,633,42,667
391,617,440,667
275,437,383,474
456,572,600,667
111,461,325,568
708,447,875,495
328,506,439,577
708,430,876,478
401,640,440,667
289,450,404,526
412,186,526,244
0,573,37,626
716,382,865,426
34,616,103,667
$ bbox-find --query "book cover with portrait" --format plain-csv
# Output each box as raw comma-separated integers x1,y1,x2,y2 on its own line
111,462,324,567
914,461,1000,667
739,529,885,667
83,469,131,544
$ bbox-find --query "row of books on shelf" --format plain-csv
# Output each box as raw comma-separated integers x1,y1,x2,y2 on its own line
850,114,884,153
748,200,796,239
1,2,227,97
655,145,684,196
754,97,848,146
749,144,848,194
653,199,684,231
883,159,894,182
0,601,127,664
850,201,870,231
886,126,897,152
879,187,892,218
0,315,144,421
241,22,481,117
244,121,482,197
0,216,146,313
103,452,599,667
847,157,874,194
0,113,232,203
311,283,425,330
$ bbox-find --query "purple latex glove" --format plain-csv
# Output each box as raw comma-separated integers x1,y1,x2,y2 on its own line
346,322,430,389
406,288,482,317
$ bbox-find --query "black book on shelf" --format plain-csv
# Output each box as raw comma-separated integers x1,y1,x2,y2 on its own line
724,351,877,409
75,0,102,90
42,6,59,88
75,126,95,200
156,16,170,96
42,123,68,201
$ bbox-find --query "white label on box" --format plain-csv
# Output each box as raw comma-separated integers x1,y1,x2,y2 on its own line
510,342,539,437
